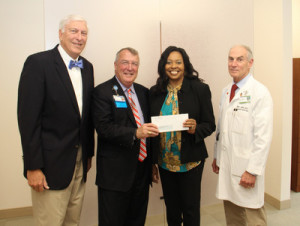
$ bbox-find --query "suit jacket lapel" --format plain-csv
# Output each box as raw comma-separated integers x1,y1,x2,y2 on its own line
53,47,80,115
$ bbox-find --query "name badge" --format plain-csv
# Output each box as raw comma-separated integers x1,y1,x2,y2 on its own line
239,96,251,104
113,95,127,108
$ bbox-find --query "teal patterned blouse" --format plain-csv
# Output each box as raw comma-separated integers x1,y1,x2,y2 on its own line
158,84,200,172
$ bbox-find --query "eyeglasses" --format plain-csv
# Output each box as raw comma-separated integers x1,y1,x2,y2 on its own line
120,60,139,67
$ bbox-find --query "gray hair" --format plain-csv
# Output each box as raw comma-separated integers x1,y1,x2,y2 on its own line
115,47,139,63
229,44,253,61
59,14,87,33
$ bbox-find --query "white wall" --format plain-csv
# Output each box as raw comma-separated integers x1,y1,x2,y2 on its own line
0,0,44,210
0,0,294,226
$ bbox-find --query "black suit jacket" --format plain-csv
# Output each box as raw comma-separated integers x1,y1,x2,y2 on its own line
92,77,151,192
150,77,216,163
17,45,94,190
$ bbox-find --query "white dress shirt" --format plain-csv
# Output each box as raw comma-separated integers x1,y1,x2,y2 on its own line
58,45,83,116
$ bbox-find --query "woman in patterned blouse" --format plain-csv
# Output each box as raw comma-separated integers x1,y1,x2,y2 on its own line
150,46,216,226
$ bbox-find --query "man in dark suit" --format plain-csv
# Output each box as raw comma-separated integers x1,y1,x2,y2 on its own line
17,15,94,226
93,47,159,226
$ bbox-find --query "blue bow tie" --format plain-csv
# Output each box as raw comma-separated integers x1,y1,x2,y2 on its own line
69,59,83,69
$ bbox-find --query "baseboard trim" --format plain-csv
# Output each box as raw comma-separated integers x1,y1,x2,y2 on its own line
0,206,32,219
0,194,291,220
0,206,164,224
265,192,291,210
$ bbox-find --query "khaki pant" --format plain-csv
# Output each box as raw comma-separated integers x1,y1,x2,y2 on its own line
223,200,267,226
31,148,86,226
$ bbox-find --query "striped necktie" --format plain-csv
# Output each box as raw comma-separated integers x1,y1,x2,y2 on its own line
127,89,147,162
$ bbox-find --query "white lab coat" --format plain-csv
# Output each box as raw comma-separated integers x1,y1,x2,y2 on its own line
214,75,273,208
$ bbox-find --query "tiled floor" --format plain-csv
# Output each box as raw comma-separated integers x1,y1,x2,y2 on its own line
1,191,299,226
200,191,300,226
146,191,300,226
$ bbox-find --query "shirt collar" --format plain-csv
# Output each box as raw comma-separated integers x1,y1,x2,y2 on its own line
234,73,252,89
114,75,136,94
58,45,79,68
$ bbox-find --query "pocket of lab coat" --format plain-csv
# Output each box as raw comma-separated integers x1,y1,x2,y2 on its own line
231,155,249,177
231,110,248,134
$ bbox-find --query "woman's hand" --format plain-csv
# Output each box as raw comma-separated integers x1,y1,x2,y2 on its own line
183,118,197,134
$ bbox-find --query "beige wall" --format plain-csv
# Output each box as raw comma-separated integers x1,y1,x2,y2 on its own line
0,0,294,225
254,0,292,204
293,0,300,57
0,0,44,209
43,2,254,224
159,0,254,206
44,1,162,225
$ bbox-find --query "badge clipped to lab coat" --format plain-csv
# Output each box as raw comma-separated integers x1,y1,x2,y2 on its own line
239,90,251,104
239,95,251,104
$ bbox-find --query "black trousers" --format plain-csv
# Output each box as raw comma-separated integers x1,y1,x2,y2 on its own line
98,161,150,226
159,161,205,226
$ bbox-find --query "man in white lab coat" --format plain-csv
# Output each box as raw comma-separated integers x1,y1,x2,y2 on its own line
212,45,273,226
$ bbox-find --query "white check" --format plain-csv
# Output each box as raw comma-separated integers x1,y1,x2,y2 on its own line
151,114,189,132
